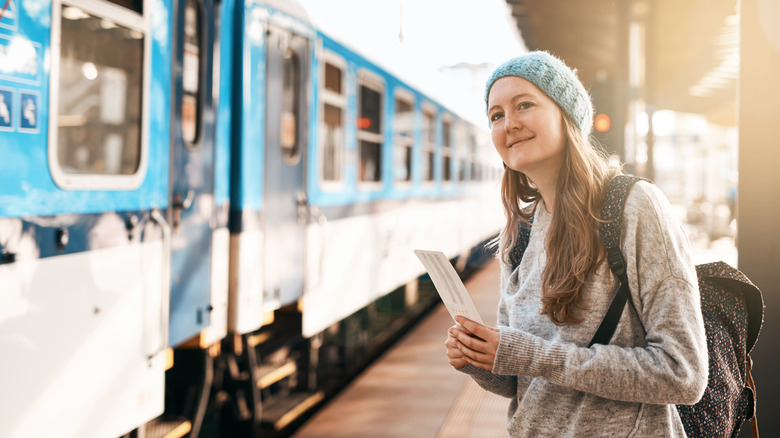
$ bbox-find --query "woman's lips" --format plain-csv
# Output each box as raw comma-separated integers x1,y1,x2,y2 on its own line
508,136,535,148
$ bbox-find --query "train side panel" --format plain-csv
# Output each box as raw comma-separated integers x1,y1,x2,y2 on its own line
168,0,221,348
0,0,172,436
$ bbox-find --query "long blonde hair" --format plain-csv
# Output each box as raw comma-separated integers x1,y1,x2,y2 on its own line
497,115,622,325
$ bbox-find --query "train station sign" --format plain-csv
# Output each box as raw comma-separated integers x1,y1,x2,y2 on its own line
0,34,41,86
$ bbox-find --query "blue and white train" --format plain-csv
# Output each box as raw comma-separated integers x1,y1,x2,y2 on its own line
0,0,503,436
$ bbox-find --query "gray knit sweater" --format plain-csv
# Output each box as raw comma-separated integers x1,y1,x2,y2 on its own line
462,181,708,437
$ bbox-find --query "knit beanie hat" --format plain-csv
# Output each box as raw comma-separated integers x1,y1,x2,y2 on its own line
484,51,593,138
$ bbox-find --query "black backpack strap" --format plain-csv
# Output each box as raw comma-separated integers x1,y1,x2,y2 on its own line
589,175,644,347
509,207,534,271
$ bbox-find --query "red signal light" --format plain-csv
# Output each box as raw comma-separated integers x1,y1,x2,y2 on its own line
594,113,611,132
357,117,372,129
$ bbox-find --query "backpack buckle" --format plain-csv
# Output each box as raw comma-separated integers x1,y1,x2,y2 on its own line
607,247,626,278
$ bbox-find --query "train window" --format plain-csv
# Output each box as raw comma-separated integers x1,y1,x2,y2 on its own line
107,0,142,13
319,56,346,186
357,72,384,184
50,0,148,189
281,50,301,164
469,132,479,181
421,105,436,183
321,103,343,181
393,91,414,184
212,1,221,103
442,117,452,182
324,63,342,94
456,122,469,182
478,131,493,182
460,152,469,181
181,0,202,145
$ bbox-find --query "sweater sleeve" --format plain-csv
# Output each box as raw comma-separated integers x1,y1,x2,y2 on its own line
491,182,708,405
459,262,520,398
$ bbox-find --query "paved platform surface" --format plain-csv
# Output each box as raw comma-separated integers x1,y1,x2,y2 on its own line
294,259,508,438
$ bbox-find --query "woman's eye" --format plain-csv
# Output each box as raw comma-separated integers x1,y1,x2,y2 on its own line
518,102,533,110
490,113,504,122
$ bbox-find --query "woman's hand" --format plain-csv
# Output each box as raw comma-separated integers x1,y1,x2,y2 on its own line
447,316,501,371
445,325,469,369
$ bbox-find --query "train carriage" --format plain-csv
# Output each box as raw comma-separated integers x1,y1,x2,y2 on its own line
0,0,173,436
0,0,503,436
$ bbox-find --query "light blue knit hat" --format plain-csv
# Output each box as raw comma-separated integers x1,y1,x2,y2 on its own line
484,51,593,138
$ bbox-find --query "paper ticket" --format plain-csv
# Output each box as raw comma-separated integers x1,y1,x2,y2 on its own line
413,249,484,325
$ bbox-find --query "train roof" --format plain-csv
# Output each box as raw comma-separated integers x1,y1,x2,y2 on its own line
262,0,311,24
296,3,487,128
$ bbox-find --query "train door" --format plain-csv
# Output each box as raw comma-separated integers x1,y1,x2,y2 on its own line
169,0,217,346
264,26,309,307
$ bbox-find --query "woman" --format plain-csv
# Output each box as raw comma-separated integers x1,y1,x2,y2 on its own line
445,51,708,436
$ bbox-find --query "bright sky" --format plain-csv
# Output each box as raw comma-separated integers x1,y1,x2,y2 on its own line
296,0,527,125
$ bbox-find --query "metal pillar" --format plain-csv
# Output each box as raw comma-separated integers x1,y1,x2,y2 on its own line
737,0,780,434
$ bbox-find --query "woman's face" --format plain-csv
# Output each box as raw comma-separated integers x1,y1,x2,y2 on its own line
487,76,565,181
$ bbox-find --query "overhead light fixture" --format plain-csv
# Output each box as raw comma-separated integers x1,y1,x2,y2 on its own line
688,15,739,97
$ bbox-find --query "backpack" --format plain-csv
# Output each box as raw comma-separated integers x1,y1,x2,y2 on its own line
509,175,765,438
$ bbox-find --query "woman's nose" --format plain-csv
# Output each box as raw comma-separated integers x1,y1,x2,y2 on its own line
504,112,522,132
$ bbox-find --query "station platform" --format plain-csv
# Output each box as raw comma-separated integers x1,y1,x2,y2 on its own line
294,259,508,438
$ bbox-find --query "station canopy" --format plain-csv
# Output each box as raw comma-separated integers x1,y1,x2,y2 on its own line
505,0,738,126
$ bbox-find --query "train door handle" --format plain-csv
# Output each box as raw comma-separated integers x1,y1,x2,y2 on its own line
174,190,195,210
172,190,195,232
0,251,15,264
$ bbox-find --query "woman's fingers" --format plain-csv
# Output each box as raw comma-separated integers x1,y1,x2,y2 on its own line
458,338,496,366
444,334,461,351
446,321,500,371
452,324,497,355
456,338,495,364
445,330,468,369
455,316,499,340
450,317,499,371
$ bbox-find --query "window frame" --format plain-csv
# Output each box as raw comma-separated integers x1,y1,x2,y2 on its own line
180,0,205,147
441,114,454,184
317,50,347,191
280,44,303,165
392,87,415,188
420,102,437,185
48,0,151,191
356,69,385,190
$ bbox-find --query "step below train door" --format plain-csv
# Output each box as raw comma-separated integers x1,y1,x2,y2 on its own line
264,26,309,309
169,0,217,347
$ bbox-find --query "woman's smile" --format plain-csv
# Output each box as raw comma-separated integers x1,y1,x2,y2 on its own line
507,135,535,148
